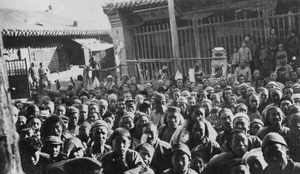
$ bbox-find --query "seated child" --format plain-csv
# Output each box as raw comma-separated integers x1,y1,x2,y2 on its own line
43,136,68,163
243,148,267,174
227,158,250,174
190,151,205,174
262,133,300,174
102,128,147,174
163,143,198,174
135,143,155,174
250,119,264,135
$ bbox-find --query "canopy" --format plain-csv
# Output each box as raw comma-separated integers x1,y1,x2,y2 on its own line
73,38,113,51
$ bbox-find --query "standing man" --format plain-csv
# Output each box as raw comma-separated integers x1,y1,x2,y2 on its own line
28,62,39,89
38,62,50,93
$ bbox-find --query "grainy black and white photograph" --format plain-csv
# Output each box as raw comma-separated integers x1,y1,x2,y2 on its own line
1,0,300,174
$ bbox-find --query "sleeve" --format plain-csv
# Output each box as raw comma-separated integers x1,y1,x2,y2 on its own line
247,68,252,82
124,151,147,174
248,49,252,61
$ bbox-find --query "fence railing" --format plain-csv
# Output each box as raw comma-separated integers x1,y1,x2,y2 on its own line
131,12,300,79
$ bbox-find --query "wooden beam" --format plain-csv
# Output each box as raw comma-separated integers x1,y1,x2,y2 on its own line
0,33,22,173
168,0,182,73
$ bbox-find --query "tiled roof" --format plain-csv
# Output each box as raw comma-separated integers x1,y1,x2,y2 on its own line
0,8,110,37
103,0,168,10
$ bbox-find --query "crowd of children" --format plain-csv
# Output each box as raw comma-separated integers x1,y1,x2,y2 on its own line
12,29,300,174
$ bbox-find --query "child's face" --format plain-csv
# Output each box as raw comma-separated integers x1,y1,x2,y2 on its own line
138,148,154,165
166,113,180,129
230,165,250,174
79,126,90,141
47,144,61,158
172,152,190,173
263,144,288,170
112,135,130,155
122,117,134,130
242,43,246,47
268,109,282,126
279,46,283,51
104,117,114,129
89,113,98,124
289,115,300,136
191,156,204,173
250,123,263,135
192,121,205,140
247,157,264,174
229,96,237,105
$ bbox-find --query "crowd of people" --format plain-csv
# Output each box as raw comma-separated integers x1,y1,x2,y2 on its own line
13,29,300,174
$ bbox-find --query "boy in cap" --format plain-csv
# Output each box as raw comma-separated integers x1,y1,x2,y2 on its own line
163,143,198,174
276,66,289,84
275,54,293,79
234,58,252,82
150,93,167,127
78,104,89,125
276,44,287,65
85,120,112,163
158,106,183,142
67,107,80,136
135,143,155,173
43,136,67,163
262,132,300,174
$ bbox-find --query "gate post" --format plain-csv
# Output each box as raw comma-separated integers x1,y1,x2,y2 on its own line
0,34,23,173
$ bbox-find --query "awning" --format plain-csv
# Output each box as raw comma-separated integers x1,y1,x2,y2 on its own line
73,38,113,51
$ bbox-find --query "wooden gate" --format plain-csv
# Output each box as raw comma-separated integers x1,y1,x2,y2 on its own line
131,12,300,79
6,59,30,99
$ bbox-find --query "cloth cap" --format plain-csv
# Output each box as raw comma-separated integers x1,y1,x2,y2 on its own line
162,66,168,71
107,75,113,79
172,143,191,159
91,120,109,130
80,121,92,129
39,110,50,118
291,93,300,100
61,116,69,123
167,106,181,113
205,86,214,91
239,83,249,88
278,67,286,72
125,99,135,105
99,99,108,106
134,112,149,123
266,81,279,88
278,44,284,47
240,58,246,62
233,113,250,124
108,94,118,100
123,112,135,120
278,54,286,59
79,104,88,112
201,99,212,105
154,93,166,102
18,116,27,122
69,107,79,113
250,119,264,127
19,124,33,132
293,83,300,88
172,88,181,93
45,157,101,174
177,96,187,104
45,136,63,145
181,90,190,97
157,80,164,84
145,83,152,87
135,143,155,155
262,133,287,151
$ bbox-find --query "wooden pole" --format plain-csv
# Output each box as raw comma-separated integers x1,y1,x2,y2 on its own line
0,34,22,174
168,0,182,73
